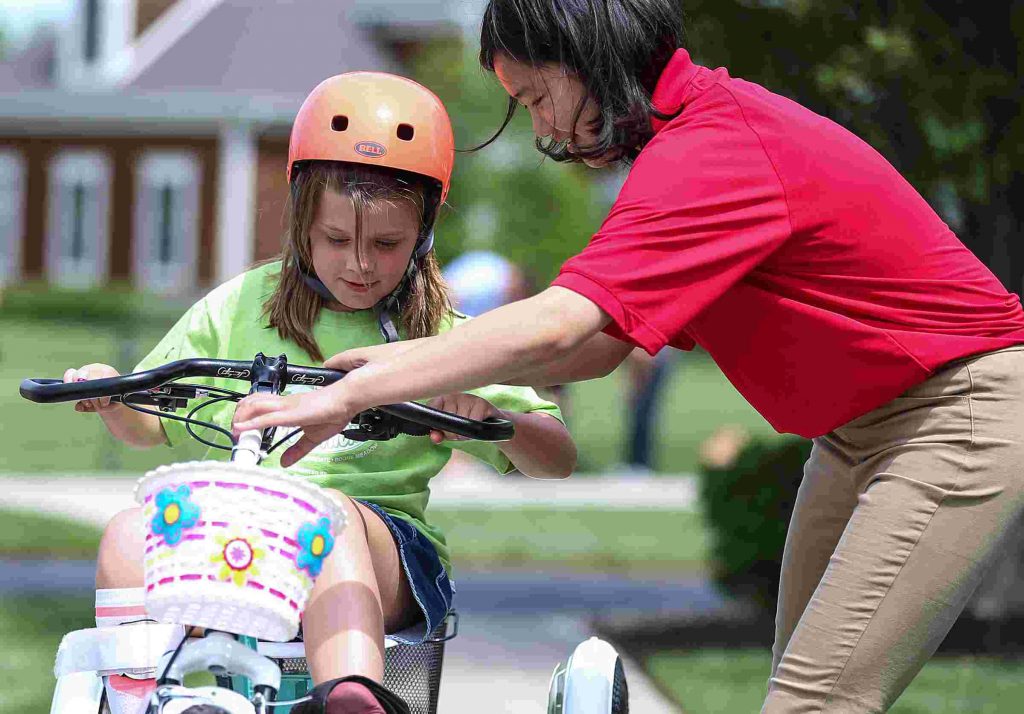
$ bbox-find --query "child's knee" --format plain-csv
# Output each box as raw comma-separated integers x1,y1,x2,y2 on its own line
96,507,145,588
327,490,369,542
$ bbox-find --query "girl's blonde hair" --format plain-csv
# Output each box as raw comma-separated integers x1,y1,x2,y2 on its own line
262,161,452,362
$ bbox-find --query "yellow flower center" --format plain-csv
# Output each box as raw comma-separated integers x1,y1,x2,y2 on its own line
311,535,325,557
164,503,181,526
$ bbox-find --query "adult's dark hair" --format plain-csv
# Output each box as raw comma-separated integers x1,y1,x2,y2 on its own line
478,0,685,164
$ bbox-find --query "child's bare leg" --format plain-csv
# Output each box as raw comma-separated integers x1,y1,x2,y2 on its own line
92,508,156,712
96,507,145,588
302,491,418,684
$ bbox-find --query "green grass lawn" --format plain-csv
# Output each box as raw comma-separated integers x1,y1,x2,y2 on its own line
645,649,1024,713
0,508,102,559
0,317,201,474
1,315,778,475
433,506,706,574
0,593,92,714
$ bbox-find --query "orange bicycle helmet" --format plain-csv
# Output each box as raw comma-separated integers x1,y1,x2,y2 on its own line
287,72,454,203
287,72,455,343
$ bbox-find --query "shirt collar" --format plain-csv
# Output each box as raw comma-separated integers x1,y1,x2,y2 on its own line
650,48,702,134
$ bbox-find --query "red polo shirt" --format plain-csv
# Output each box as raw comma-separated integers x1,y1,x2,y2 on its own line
553,49,1024,438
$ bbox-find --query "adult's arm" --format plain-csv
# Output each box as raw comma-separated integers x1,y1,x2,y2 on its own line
232,287,612,465
332,286,611,406
501,331,634,386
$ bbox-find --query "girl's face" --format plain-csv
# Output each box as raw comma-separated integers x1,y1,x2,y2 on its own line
493,52,616,168
308,188,420,310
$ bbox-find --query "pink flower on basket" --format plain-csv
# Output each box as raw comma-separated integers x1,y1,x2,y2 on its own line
296,517,335,577
151,486,200,546
210,533,267,586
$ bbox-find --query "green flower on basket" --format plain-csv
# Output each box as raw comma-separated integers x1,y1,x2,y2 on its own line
296,517,335,577
211,533,267,587
151,485,200,546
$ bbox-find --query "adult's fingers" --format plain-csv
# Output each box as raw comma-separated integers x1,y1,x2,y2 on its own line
232,395,295,434
324,340,417,371
323,348,370,372
280,433,321,468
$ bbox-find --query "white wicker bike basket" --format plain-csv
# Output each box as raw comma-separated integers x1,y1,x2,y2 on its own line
135,461,346,642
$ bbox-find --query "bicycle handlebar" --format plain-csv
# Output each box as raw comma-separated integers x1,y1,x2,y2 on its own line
19,358,515,442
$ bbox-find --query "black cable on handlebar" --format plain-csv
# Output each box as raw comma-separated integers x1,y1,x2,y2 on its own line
267,428,303,455
185,395,243,452
170,383,247,401
120,399,237,449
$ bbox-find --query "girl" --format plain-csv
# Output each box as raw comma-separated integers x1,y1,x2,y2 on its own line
233,2,1024,713
66,71,575,714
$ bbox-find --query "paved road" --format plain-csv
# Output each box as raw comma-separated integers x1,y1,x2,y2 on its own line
1,560,710,712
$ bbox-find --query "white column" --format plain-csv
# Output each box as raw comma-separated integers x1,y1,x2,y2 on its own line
215,122,257,285
57,0,138,89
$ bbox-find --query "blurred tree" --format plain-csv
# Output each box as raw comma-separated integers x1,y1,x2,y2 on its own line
406,39,610,287
681,0,1023,295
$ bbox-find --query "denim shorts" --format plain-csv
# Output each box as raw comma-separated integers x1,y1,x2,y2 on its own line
357,500,454,645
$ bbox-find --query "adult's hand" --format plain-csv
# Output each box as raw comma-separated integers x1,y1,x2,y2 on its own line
232,384,356,467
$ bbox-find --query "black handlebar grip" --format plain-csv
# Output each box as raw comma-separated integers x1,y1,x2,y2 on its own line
377,402,515,442
18,378,123,404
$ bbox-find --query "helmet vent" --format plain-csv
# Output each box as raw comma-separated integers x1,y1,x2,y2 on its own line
331,115,349,132
397,123,415,141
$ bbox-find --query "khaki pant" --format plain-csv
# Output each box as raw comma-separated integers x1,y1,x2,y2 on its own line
763,346,1024,713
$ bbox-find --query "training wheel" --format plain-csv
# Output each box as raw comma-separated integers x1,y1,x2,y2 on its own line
548,637,628,714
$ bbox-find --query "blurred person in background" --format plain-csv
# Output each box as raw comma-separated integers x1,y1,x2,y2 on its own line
443,249,531,317
614,347,679,477
233,2,1024,711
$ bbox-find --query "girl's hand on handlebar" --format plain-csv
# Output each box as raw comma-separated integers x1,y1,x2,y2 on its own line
426,393,502,443
232,386,357,468
63,364,121,413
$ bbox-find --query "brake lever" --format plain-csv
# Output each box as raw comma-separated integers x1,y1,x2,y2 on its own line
111,385,200,412
342,409,431,442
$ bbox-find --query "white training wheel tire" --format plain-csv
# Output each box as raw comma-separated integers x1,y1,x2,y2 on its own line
548,637,629,714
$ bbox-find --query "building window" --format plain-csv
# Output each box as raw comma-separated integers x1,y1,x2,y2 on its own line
0,150,26,283
134,150,200,294
46,149,112,288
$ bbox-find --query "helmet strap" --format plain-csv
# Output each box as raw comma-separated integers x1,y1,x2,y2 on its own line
291,231,434,345
374,228,434,343
292,245,340,303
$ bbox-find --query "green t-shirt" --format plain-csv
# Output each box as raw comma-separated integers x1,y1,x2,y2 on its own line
134,261,562,573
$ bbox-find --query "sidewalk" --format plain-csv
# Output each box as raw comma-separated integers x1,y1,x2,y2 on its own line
0,468,698,527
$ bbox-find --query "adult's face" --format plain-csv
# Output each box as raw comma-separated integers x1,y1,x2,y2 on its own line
493,52,619,168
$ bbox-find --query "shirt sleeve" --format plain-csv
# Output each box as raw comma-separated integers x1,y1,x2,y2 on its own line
448,383,564,475
134,296,222,447
552,104,792,355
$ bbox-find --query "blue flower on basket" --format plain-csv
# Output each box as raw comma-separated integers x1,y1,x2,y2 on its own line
296,517,335,577
151,485,200,546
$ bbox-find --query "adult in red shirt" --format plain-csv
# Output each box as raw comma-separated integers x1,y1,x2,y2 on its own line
236,2,1024,710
